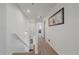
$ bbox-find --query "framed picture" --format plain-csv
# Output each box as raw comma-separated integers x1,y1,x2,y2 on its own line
48,7,64,26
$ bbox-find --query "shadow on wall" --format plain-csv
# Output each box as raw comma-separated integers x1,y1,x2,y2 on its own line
11,33,29,47
7,33,29,54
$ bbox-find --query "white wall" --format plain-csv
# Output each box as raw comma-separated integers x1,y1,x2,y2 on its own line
43,3,79,55
6,4,36,54
0,4,6,55
6,4,26,54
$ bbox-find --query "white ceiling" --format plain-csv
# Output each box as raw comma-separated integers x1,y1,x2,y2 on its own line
16,3,56,22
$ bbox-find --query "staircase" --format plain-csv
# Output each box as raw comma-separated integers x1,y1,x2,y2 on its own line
11,32,30,53
13,47,35,55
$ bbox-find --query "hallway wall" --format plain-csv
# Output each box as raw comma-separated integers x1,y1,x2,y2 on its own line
0,4,6,55
43,4,79,55
6,4,36,54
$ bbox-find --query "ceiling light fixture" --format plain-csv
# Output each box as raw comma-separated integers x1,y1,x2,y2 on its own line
32,3,35,5
26,9,31,13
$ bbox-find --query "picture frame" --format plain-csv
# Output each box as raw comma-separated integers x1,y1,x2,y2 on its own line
48,7,64,26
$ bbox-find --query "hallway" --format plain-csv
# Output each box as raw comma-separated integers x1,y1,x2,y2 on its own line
0,3,79,55
38,38,58,55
